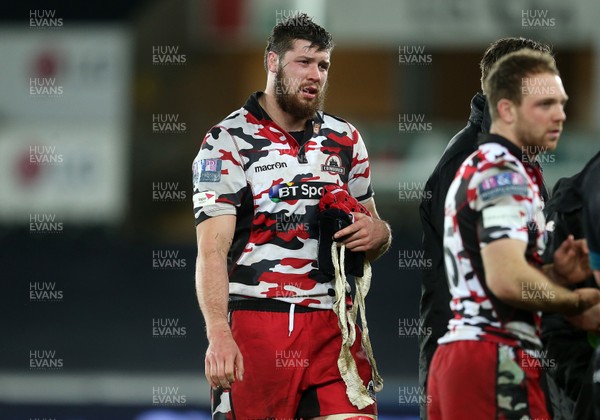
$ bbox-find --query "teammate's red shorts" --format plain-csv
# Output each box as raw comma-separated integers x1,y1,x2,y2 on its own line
210,303,377,419
427,340,550,420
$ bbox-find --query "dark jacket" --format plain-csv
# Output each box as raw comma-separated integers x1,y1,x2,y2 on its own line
540,151,600,420
541,150,600,337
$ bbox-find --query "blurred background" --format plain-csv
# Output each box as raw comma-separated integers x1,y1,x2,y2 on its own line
1,0,599,419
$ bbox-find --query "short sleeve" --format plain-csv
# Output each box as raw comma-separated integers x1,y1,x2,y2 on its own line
347,124,374,202
470,166,532,248
192,126,247,226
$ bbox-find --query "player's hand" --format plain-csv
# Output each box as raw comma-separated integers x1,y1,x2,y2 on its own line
566,301,600,332
553,235,592,284
333,212,389,253
205,329,244,389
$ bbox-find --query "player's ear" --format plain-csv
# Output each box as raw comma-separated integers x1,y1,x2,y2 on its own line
497,98,516,124
267,51,279,74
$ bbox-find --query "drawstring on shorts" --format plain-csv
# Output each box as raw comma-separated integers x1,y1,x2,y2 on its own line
288,303,296,336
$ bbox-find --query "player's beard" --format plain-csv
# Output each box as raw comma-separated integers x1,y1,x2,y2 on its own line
274,65,326,120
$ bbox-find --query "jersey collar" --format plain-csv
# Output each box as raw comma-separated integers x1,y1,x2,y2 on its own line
477,132,525,162
244,91,324,125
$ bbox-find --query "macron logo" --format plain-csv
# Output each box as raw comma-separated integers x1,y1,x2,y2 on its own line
255,162,288,173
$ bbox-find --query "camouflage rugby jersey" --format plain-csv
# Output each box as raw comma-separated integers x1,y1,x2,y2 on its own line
440,133,546,348
192,92,373,309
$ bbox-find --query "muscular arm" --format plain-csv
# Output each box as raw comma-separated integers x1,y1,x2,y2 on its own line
196,215,234,336
482,238,600,315
195,215,243,388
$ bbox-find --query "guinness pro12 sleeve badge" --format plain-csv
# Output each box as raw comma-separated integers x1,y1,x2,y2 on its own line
193,159,222,185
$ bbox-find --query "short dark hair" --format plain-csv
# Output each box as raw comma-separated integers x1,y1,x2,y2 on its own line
264,13,333,71
484,49,559,120
480,37,553,93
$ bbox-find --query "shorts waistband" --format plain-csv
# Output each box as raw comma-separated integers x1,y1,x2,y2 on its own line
228,297,324,313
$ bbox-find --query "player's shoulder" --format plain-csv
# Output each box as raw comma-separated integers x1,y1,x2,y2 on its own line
212,106,251,131
458,141,527,193
477,141,522,168
321,111,357,132
478,140,510,155
203,106,257,146
469,142,529,199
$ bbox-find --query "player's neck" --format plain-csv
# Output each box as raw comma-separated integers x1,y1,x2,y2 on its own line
489,123,522,149
259,92,308,133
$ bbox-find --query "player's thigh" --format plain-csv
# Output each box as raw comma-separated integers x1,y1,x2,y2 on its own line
298,310,377,417
229,310,305,417
428,341,499,419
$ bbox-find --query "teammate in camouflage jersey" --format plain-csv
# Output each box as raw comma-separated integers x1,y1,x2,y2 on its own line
427,49,600,419
418,39,553,420
193,13,391,419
